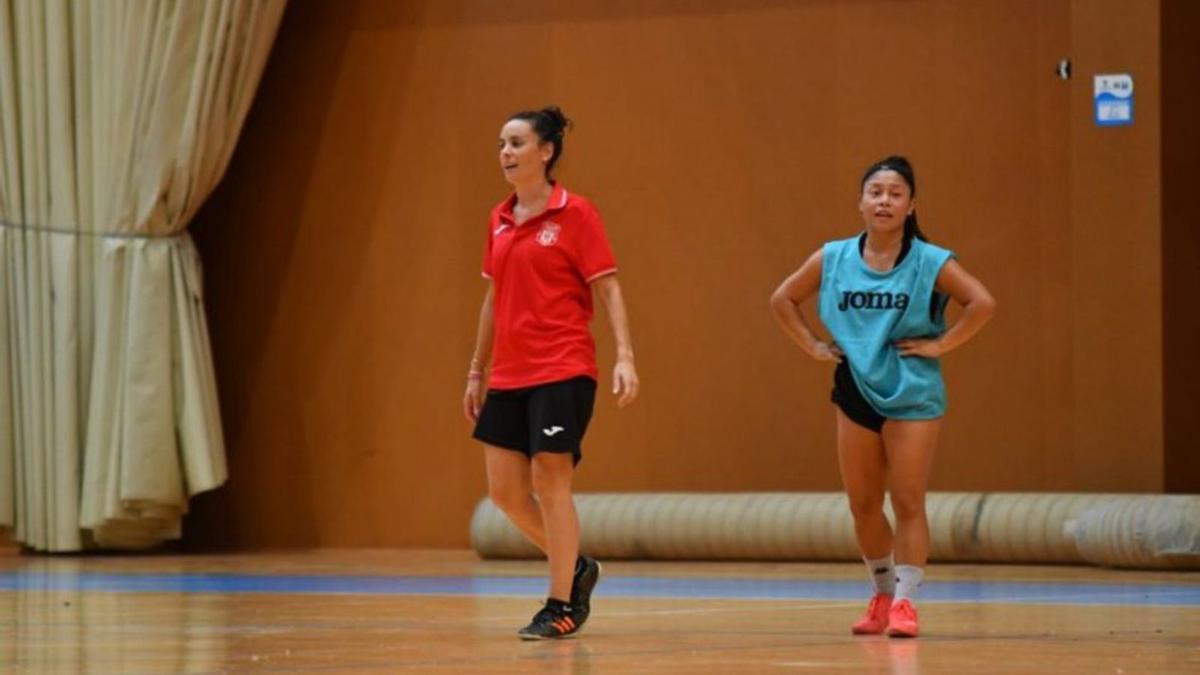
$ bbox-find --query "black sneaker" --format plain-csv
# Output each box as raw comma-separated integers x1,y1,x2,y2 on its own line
517,599,580,640
570,556,602,624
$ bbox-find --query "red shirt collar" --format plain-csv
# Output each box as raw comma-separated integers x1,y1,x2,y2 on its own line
498,183,569,225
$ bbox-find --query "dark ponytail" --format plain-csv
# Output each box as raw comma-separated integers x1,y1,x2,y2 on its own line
508,105,572,179
861,155,928,243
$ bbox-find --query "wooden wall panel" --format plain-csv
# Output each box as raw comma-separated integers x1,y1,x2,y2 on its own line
1068,0,1162,490
1161,0,1200,493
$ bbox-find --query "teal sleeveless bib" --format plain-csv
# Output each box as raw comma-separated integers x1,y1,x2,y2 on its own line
818,236,954,419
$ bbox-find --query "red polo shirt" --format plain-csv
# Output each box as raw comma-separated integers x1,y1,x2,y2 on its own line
482,184,617,389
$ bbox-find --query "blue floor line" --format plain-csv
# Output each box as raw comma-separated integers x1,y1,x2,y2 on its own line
0,571,1196,607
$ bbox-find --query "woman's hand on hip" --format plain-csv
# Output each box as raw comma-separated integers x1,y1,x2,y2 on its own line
809,341,844,363
894,337,944,358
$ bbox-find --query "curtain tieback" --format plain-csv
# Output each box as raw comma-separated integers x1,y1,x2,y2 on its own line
0,218,183,240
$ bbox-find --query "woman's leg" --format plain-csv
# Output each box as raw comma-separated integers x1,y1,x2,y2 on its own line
879,418,940,637
836,409,892,558
484,445,548,552
838,409,899,634
880,419,940,567
531,452,579,603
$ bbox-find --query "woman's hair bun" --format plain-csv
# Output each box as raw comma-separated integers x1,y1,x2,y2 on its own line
539,105,571,137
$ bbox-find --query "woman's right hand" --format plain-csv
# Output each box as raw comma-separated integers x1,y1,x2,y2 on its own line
809,341,844,363
463,379,484,423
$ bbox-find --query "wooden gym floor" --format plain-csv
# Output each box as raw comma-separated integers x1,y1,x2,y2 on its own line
0,549,1195,673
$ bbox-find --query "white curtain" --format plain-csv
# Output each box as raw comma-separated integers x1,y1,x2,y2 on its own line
0,0,286,551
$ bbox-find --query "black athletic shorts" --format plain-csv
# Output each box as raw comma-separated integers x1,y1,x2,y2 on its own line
831,360,887,433
472,376,597,465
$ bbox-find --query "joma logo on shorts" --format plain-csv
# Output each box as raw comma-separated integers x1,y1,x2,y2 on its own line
838,291,910,311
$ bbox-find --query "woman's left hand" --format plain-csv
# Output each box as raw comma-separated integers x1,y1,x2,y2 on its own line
894,338,944,358
613,359,640,408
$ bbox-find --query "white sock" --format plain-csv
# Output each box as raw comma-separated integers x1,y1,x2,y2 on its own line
894,565,924,603
864,554,895,595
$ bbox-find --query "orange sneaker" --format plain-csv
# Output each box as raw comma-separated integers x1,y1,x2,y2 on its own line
886,599,919,638
851,593,893,635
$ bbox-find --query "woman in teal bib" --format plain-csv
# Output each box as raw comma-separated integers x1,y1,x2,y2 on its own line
770,156,995,638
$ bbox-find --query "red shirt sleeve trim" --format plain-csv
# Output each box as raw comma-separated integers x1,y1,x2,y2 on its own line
585,267,618,283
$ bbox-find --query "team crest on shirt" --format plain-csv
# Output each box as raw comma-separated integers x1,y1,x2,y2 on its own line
536,222,561,246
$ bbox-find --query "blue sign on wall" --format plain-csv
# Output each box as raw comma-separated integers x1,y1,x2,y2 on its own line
1094,74,1133,127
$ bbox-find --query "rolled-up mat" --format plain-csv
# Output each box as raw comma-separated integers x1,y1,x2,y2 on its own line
470,492,1200,569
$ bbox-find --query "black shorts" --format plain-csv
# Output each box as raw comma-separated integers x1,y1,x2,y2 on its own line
831,360,886,433
472,376,597,465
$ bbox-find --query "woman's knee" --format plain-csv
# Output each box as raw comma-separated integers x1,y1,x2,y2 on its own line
487,480,531,513
530,454,574,502
890,491,927,521
847,493,886,520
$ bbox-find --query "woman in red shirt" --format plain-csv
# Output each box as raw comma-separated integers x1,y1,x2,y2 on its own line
464,106,639,640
